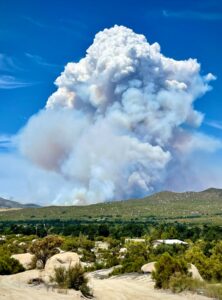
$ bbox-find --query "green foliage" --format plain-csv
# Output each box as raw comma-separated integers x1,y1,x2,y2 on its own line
98,238,122,268
170,277,222,300
62,236,96,263
53,264,92,298
53,266,67,288
103,251,119,268
3,189,222,225
205,284,222,300
29,235,63,267
112,242,150,274
185,243,210,279
81,249,96,263
152,252,189,289
151,243,187,259
185,241,222,281
62,236,94,252
169,274,202,293
0,256,24,275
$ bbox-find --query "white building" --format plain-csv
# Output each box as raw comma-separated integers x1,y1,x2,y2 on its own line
153,239,188,248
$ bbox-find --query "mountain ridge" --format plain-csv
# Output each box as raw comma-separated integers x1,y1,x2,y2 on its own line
0,187,222,223
0,197,41,209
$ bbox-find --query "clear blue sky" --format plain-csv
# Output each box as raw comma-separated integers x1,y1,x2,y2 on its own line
0,0,222,203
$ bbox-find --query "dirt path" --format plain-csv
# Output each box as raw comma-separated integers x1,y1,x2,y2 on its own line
0,270,210,300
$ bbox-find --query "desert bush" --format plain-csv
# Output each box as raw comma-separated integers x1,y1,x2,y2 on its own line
185,241,222,281
29,235,63,267
53,266,67,288
93,261,106,270
0,256,24,275
169,273,203,293
62,236,94,252
52,264,92,298
152,252,189,289
81,249,96,263
113,242,149,274
170,277,222,300
205,284,222,300
105,253,119,268
185,244,211,280
152,243,187,259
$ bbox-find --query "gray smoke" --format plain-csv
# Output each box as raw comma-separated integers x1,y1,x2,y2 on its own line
19,25,217,205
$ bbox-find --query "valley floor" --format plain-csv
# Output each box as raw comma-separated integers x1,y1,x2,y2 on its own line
0,270,210,300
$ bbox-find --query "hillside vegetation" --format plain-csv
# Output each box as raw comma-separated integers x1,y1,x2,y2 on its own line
0,188,222,224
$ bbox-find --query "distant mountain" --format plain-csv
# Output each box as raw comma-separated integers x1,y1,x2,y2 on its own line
0,197,40,209
201,187,222,194
0,188,222,224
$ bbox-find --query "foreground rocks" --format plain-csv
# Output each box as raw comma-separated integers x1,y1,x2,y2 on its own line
0,269,210,300
44,252,80,278
189,264,204,281
0,270,82,300
11,253,35,270
141,262,155,273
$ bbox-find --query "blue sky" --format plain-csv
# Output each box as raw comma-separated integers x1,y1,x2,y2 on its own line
0,0,222,203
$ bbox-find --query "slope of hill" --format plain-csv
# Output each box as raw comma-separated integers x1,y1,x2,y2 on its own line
0,197,40,209
0,188,222,224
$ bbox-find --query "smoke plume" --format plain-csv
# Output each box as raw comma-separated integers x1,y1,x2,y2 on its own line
19,25,217,205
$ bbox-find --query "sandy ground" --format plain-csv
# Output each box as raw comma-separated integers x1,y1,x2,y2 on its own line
0,269,210,300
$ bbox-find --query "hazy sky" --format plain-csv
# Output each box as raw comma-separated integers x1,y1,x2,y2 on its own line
0,0,222,204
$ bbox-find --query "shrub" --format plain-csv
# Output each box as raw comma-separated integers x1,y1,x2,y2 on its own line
205,284,222,300
170,275,222,300
185,244,211,280
185,241,222,281
152,252,189,289
53,266,67,288
62,236,94,252
29,235,63,267
152,243,187,259
169,273,203,293
112,242,149,274
0,256,24,275
52,264,92,298
81,249,96,263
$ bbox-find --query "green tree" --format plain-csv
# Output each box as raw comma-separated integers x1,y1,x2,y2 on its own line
152,252,189,289
29,235,63,267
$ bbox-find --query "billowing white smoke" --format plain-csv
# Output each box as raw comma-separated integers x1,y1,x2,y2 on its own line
19,25,215,205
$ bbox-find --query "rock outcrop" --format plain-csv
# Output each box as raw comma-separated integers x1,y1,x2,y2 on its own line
44,252,80,278
141,262,156,273
11,253,35,270
189,264,203,281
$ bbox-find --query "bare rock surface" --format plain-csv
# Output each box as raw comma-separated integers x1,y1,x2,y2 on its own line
141,262,156,273
190,264,204,281
0,270,82,300
11,253,35,270
0,267,210,300
44,252,80,278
